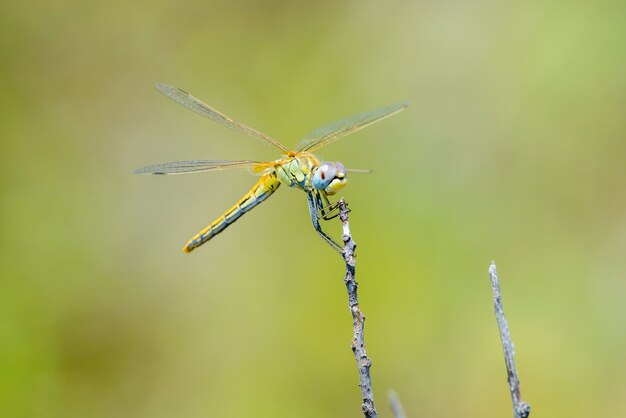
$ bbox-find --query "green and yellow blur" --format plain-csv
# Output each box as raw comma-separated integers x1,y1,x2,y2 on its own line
0,1,624,418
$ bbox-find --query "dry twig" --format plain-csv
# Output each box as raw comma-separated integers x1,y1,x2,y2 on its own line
489,262,531,418
338,199,377,418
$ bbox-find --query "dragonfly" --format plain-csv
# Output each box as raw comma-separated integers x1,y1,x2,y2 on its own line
135,83,409,253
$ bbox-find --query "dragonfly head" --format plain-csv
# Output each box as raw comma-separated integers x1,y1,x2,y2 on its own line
312,162,347,195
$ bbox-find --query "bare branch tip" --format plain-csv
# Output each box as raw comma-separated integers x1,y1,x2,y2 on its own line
489,261,531,418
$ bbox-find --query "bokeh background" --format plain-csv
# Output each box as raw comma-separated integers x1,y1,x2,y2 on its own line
1,1,624,417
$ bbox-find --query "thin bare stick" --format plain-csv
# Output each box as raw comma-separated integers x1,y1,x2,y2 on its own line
338,198,377,418
489,262,531,418
387,390,407,418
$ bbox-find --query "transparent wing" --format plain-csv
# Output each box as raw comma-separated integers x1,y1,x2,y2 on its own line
156,83,290,153
296,101,410,153
133,160,268,175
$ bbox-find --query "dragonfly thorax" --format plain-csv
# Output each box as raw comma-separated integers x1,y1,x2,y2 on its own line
275,154,317,190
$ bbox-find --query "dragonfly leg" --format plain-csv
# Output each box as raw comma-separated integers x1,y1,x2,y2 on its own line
307,192,343,253
319,201,347,221
315,192,348,221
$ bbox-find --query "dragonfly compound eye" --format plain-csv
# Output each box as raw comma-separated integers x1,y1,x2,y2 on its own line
313,162,348,195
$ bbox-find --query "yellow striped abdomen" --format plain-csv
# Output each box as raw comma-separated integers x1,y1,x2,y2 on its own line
182,172,280,253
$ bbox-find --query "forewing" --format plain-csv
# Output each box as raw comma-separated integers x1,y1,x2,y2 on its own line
296,101,410,153
155,83,290,153
133,160,267,175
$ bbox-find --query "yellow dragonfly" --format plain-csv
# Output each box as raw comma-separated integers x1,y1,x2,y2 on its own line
135,84,409,253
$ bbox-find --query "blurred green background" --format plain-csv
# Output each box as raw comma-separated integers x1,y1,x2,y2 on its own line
1,1,624,417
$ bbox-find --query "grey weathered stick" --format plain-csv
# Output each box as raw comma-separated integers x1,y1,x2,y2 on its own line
338,199,377,418
489,262,531,418
387,390,407,418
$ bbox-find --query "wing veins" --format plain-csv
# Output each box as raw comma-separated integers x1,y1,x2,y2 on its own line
156,83,290,153
296,101,410,153
133,160,264,175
